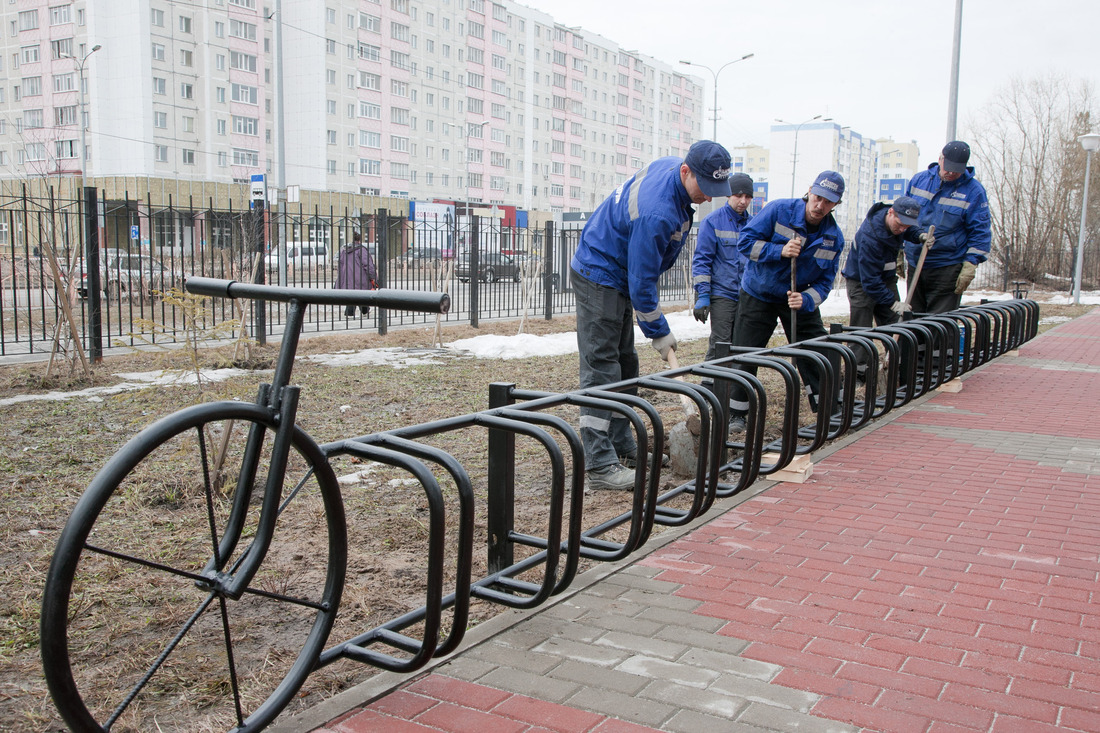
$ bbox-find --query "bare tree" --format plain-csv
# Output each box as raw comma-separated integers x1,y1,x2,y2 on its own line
968,74,1097,289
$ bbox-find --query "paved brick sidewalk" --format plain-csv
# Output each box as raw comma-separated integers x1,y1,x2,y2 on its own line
291,309,1100,733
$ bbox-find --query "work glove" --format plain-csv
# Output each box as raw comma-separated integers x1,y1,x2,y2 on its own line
919,231,936,247
890,300,912,316
692,295,710,323
955,261,976,295
651,333,677,361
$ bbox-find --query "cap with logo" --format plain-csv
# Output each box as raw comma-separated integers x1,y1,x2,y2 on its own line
728,173,754,197
941,140,971,174
891,195,921,227
684,140,733,198
809,170,845,203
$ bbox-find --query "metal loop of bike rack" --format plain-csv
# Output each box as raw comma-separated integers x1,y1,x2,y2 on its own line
309,299,1040,675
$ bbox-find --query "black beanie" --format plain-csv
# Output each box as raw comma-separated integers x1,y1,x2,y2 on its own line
728,173,754,197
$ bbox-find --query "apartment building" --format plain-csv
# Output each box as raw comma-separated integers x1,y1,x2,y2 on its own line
875,138,921,202
768,121,879,241
0,0,704,215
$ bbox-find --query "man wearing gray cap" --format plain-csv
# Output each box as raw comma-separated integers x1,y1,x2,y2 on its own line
904,141,991,312
842,196,933,328
692,172,755,367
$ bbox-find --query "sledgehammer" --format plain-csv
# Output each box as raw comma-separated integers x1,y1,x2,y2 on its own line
904,225,936,308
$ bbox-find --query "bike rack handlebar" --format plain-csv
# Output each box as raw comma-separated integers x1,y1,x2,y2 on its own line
185,275,450,314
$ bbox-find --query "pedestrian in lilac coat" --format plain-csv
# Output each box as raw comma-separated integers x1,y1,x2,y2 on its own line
335,232,377,317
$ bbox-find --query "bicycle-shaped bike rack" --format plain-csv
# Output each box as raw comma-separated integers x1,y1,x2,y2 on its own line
40,277,1040,732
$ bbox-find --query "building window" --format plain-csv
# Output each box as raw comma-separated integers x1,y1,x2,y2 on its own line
229,19,256,40
231,84,258,104
180,49,193,67
182,149,195,165
19,10,39,31
358,43,381,62
233,148,259,167
390,107,410,125
152,43,165,61
21,45,41,64
153,77,166,95
179,15,192,33
55,105,77,126
180,83,193,100
155,145,168,162
50,5,72,25
359,71,381,90
153,111,167,128
22,76,42,97
25,142,47,161
52,73,76,93
360,13,381,32
233,116,258,135
24,109,44,129
360,159,381,175
51,38,73,60
359,101,381,119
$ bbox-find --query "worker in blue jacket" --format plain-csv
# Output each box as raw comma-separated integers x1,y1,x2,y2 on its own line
692,173,754,368
904,140,991,313
727,171,846,431
842,196,931,328
571,140,733,490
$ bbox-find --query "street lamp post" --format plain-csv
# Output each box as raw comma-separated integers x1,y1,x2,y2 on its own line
76,44,102,178
1073,133,1100,305
776,115,829,197
679,54,754,141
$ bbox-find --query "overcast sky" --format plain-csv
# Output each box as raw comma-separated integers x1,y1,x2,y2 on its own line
519,0,1100,165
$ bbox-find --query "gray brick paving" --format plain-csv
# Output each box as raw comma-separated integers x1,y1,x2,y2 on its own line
642,679,749,718
565,685,679,726
902,423,1100,475
739,700,861,732
548,658,652,695
478,665,581,703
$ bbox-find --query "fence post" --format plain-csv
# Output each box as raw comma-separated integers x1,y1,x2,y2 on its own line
470,213,480,329
83,187,103,362
376,207,389,335
252,198,267,346
543,220,556,321
487,382,516,574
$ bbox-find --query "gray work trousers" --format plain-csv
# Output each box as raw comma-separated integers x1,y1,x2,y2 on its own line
572,269,638,471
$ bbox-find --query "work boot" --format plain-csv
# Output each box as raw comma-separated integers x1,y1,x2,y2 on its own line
620,451,670,469
586,463,635,491
728,415,747,433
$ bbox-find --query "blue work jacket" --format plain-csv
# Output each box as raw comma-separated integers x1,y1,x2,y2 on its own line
692,203,750,302
737,198,845,312
904,164,991,270
570,156,695,339
841,203,923,306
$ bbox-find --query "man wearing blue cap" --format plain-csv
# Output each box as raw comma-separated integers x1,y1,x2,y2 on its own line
904,140,991,312
726,171,846,431
692,172,755,367
571,140,733,490
843,196,933,327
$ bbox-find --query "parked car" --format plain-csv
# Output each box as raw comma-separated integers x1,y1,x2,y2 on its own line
512,254,561,290
455,252,522,283
79,252,181,301
398,245,453,266
264,243,329,270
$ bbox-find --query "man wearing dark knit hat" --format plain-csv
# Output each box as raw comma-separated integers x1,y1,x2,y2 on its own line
692,172,755,371
903,140,991,312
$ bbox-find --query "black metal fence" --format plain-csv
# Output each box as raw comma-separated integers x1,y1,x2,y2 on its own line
0,185,698,359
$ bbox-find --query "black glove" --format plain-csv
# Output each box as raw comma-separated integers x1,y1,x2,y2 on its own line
692,295,710,324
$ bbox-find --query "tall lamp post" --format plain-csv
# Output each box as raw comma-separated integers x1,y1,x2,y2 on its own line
679,53,754,141
776,115,830,197
75,44,102,178
1073,133,1100,305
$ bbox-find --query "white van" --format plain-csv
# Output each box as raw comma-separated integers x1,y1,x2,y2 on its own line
264,242,329,270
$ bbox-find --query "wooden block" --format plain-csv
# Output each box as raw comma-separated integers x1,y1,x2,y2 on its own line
936,378,963,393
763,453,813,483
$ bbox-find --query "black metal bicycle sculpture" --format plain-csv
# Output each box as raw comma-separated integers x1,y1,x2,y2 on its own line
40,277,1039,732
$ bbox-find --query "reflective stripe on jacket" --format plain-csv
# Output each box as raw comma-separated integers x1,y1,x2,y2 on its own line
570,156,695,339
737,198,845,312
904,163,991,269
692,203,749,302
